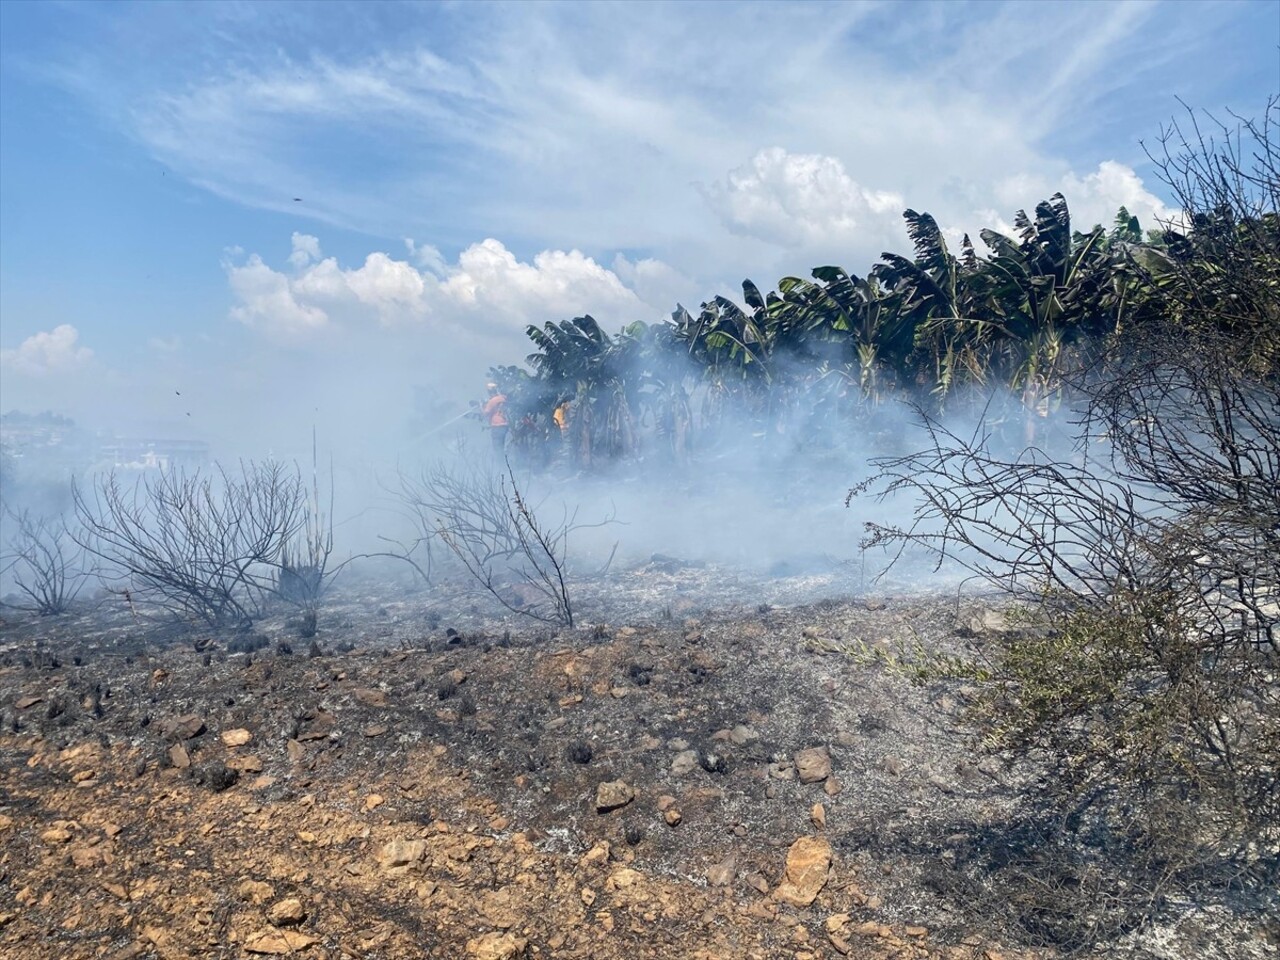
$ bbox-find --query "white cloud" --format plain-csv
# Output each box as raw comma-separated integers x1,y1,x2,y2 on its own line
702,148,906,251
440,240,644,322
226,253,329,336
288,232,322,268
0,325,94,376
985,160,1178,238
225,237,665,341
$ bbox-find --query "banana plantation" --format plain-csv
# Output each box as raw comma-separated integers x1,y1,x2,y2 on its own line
490,191,1278,472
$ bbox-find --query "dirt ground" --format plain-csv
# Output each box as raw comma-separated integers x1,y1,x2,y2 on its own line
0,561,1272,960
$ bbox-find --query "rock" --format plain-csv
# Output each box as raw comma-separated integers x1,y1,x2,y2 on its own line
882,756,904,776
793,747,832,784
377,838,426,872
774,837,833,907
976,757,1003,781
71,845,104,868
362,724,389,738
167,744,191,770
41,827,73,843
244,929,319,954
729,724,758,745
961,608,1013,635
364,793,384,811
656,794,677,811
664,808,682,827
810,803,826,828
238,880,275,904
353,687,388,708
929,774,956,795
823,776,843,797
221,728,252,747
286,740,306,763
705,855,737,886
465,932,527,959
268,898,306,926
164,714,206,740
670,750,699,776
595,780,635,813
767,761,795,780
14,695,42,710
449,669,467,685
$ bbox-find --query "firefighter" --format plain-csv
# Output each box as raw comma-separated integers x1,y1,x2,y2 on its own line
481,382,508,454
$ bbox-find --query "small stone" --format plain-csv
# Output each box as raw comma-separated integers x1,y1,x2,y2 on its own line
377,838,426,871
71,844,103,868
362,724,389,738
810,803,826,828
767,761,795,781
705,856,737,886
882,756,904,776
823,776,843,797
238,880,275,904
465,932,527,960
905,925,927,937
41,827,73,843
729,724,757,745
449,669,467,685
794,747,832,784
655,794,677,811
268,899,306,926
221,728,252,747
168,744,191,769
746,873,770,895
286,740,305,763
168,714,206,740
595,780,635,813
664,808,682,826
353,687,388,708
774,837,833,907
670,750,699,776
929,774,956,794
364,794,384,811
243,929,319,954
14,695,42,710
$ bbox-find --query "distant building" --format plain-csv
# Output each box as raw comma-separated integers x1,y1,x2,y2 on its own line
97,437,210,472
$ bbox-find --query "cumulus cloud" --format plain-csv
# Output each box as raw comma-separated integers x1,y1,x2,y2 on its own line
226,254,329,336
225,237,666,341
702,148,906,251
989,160,1177,236
288,232,323,268
0,324,94,376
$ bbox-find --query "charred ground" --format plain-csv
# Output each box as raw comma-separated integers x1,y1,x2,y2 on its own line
1,563,1273,960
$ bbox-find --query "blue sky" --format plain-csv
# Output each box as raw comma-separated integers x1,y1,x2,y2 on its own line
1,0,1276,454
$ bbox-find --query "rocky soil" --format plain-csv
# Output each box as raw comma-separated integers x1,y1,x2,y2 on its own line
0,561,1272,960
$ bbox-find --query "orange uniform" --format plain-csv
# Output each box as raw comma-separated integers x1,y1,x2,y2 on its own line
482,394,508,427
